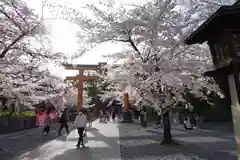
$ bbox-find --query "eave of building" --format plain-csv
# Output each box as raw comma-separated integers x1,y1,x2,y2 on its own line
184,5,240,45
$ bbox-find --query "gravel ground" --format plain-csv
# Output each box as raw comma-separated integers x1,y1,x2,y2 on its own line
118,122,237,160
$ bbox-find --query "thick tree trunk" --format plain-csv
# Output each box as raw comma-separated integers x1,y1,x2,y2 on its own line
161,111,173,144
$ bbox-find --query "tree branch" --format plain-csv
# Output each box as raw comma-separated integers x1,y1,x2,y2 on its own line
0,31,27,58
0,6,23,31
0,24,39,58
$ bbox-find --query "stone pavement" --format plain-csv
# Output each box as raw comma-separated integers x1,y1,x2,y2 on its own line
0,120,238,160
16,121,121,160
0,124,73,160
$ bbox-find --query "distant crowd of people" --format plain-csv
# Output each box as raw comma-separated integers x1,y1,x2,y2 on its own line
98,107,119,123
41,102,201,149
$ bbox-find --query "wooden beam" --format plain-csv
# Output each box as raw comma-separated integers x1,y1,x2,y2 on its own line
65,75,98,81
63,64,99,70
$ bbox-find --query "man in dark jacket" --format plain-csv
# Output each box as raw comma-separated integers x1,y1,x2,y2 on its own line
58,109,69,135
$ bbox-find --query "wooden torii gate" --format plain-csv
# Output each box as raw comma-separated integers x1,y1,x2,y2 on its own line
63,62,107,112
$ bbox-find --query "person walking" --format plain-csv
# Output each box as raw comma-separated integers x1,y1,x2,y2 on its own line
58,109,69,136
112,109,116,121
140,107,147,128
99,110,107,123
88,108,94,128
105,110,110,122
42,110,51,135
183,117,193,130
73,109,88,148
142,107,148,128
154,112,162,129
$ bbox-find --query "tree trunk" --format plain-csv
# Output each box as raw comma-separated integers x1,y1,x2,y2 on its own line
161,111,173,144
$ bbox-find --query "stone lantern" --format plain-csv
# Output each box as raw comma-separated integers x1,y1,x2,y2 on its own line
184,0,240,156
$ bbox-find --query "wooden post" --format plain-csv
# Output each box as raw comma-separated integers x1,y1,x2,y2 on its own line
124,93,129,112
77,71,84,112
228,74,240,155
122,92,133,123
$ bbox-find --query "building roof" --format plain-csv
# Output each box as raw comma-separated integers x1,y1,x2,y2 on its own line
184,3,240,44
233,0,240,6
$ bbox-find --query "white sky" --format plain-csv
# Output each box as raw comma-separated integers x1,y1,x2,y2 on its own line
24,0,146,78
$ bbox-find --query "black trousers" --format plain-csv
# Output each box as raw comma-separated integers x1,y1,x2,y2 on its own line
112,112,116,120
43,126,50,134
58,122,69,134
77,127,85,146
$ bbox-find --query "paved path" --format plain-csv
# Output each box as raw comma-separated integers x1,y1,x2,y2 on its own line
0,123,73,160
15,121,121,160
0,120,238,160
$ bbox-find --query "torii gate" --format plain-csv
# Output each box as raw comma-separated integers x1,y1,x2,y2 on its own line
63,62,107,112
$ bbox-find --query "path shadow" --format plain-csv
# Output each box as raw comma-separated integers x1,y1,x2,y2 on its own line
51,147,94,160
86,127,99,132
1,125,75,160
67,127,99,142
15,133,70,160
10,121,80,160
48,124,121,160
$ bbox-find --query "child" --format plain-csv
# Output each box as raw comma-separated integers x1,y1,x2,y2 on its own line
42,110,51,135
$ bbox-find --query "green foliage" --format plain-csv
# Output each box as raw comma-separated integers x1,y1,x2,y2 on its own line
179,88,232,121
84,77,113,108
0,111,35,117
84,80,100,96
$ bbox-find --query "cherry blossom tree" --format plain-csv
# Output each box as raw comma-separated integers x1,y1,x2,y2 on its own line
0,0,70,111
0,0,47,58
0,0,67,72
50,0,236,144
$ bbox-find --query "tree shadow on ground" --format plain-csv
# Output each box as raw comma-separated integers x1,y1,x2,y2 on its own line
3,124,75,160
145,126,235,142
8,122,238,160
67,127,99,142
51,147,95,160
42,126,121,160
15,134,69,160
118,123,237,160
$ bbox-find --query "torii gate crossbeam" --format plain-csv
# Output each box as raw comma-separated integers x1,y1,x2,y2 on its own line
63,62,106,112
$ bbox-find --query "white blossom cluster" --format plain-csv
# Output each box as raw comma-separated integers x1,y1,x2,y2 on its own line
54,0,234,110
